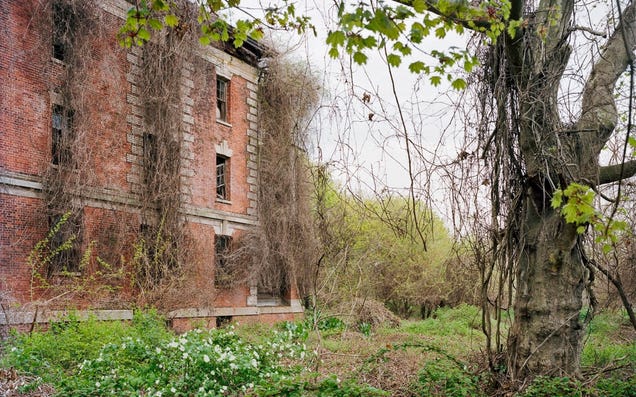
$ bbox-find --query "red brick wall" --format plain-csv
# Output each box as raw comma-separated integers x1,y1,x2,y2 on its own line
1,1,52,177
0,194,48,303
1,1,300,319
189,69,251,214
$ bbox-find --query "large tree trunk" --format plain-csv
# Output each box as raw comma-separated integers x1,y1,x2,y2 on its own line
508,202,588,376
498,0,636,376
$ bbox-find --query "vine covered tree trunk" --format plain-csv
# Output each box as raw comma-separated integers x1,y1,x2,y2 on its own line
499,0,636,376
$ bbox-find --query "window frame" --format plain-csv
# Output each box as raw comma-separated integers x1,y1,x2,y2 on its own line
216,76,229,123
214,234,233,287
51,104,74,166
142,132,158,184
52,0,72,62
216,155,229,201
47,210,83,276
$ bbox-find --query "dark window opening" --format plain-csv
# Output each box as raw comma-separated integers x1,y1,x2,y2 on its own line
143,133,157,184
216,77,228,122
216,155,228,200
52,1,73,61
140,223,157,263
51,105,74,166
216,316,232,328
214,235,232,287
47,210,83,276
257,265,290,307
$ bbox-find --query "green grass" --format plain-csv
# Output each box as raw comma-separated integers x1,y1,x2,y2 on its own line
582,309,636,368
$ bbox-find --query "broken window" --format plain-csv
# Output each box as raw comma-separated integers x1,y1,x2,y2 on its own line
51,105,74,166
216,155,228,200
143,132,157,184
216,77,229,122
214,234,232,287
47,210,83,276
52,0,73,61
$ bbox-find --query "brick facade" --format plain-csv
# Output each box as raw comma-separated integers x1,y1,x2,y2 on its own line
0,0,302,329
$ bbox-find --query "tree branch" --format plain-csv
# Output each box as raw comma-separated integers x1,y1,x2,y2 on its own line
577,1,636,142
395,0,494,30
598,160,636,185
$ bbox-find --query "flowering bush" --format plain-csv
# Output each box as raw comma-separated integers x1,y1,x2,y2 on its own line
58,325,307,396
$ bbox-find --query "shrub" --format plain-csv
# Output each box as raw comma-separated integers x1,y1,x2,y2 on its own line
594,376,636,397
254,375,389,396
1,311,170,383
519,377,583,397
413,358,484,397
402,304,481,337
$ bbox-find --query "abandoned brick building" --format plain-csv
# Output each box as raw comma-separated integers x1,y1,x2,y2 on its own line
0,0,302,330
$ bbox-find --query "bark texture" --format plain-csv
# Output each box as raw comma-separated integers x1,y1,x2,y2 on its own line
502,0,636,377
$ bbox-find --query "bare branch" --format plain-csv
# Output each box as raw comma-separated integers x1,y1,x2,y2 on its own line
598,160,636,185
577,1,636,141
568,25,607,38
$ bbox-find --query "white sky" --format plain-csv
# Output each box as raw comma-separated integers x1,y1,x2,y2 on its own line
224,0,633,228
229,0,473,221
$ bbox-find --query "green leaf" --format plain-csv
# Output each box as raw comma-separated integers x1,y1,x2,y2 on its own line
148,18,163,31
430,75,441,86
164,14,179,28
576,225,586,234
387,53,402,67
152,0,169,11
199,35,211,46
250,27,264,41
551,190,563,209
326,31,346,46
353,51,368,64
435,26,446,38
137,28,151,42
410,22,425,43
451,78,466,90
328,47,340,58
408,61,426,74
412,0,428,13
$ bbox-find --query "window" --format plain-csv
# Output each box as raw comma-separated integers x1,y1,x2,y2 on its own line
47,211,82,276
143,132,157,184
214,235,232,287
140,223,157,263
52,0,72,61
216,155,228,200
216,77,229,122
51,105,74,165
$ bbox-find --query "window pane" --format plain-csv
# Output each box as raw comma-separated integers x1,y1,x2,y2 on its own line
216,156,227,200
216,78,228,121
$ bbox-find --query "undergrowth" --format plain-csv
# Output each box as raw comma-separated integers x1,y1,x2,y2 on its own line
1,306,634,396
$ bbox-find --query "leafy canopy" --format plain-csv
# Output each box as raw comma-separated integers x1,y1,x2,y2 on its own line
121,0,517,88
119,0,313,48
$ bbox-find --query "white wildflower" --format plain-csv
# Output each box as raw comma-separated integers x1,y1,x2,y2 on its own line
203,354,210,363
